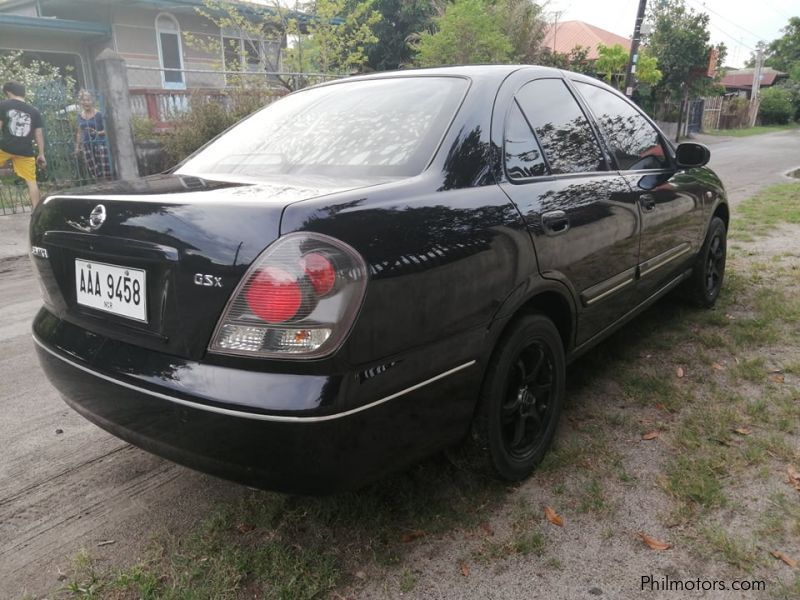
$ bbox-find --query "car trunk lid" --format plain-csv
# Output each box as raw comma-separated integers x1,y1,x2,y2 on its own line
29,173,379,360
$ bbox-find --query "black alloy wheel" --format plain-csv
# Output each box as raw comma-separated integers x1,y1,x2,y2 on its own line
687,216,727,308
501,342,557,461
705,232,725,297
474,313,566,481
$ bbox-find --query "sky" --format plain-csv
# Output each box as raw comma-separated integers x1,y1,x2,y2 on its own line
548,0,798,68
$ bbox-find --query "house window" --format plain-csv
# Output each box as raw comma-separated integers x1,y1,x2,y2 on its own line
156,13,185,89
222,30,267,74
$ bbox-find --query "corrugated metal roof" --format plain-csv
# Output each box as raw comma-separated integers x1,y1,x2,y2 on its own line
720,67,786,88
542,20,632,60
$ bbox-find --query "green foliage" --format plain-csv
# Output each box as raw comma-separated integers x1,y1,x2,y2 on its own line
414,0,513,66
367,0,437,70
758,87,794,125
163,101,235,165
636,50,663,87
495,0,549,63
595,43,628,88
307,0,382,73
131,116,157,142
190,0,380,89
765,16,800,74
644,0,721,99
777,79,800,121
0,50,76,96
538,45,592,74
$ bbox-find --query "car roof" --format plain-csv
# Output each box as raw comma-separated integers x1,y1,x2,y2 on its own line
314,65,567,89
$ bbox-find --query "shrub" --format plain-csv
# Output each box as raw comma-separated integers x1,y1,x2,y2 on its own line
758,87,794,125
131,116,157,142
162,86,283,166
163,100,236,166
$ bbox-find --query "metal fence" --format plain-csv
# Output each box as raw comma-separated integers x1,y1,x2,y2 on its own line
125,65,340,130
1,82,116,214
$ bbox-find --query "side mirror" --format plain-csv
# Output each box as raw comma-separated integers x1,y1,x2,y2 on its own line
675,142,710,168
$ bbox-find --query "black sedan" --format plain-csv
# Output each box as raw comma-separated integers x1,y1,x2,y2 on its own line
30,66,727,494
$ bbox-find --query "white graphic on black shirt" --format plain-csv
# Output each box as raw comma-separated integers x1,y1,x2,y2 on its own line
7,109,32,137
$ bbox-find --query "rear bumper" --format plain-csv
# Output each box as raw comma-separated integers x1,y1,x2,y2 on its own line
33,309,480,494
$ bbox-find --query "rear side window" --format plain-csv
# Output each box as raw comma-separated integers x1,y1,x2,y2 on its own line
504,101,547,180
515,79,606,174
575,82,670,171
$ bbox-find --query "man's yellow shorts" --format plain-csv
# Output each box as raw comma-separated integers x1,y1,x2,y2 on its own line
0,149,36,182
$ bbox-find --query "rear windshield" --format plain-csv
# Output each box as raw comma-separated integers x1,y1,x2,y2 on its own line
177,77,469,181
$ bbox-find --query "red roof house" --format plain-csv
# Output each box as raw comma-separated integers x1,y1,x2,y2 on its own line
720,68,788,98
542,20,632,60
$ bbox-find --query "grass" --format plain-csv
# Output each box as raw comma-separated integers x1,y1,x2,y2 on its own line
700,527,761,571
706,123,800,137
58,458,506,599
732,182,800,239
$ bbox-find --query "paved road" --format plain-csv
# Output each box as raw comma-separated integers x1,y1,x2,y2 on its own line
1,129,799,597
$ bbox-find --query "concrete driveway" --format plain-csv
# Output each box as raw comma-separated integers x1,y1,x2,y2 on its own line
1,129,799,598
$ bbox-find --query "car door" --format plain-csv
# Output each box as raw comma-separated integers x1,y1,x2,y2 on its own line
498,77,641,346
571,80,708,300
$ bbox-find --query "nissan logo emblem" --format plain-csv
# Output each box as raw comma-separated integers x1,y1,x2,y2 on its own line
89,204,106,230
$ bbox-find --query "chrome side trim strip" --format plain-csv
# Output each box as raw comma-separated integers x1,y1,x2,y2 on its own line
570,270,691,359
639,243,692,278
584,276,635,307
32,335,476,423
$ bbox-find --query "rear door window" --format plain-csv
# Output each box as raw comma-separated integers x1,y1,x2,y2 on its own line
574,81,670,171
515,79,606,175
504,101,547,180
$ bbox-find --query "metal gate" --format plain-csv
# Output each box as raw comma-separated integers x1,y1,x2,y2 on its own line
687,99,704,134
1,82,115,214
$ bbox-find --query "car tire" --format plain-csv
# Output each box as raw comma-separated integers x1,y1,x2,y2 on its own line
471,313,565,481
686,216,727,308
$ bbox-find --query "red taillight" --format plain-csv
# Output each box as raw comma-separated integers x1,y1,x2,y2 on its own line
210,232,368,358
301,252,336,296
245,267,302,323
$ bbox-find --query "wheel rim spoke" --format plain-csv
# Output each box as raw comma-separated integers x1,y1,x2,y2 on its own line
511,415,527,447
522,350,544,384
501,340,556,457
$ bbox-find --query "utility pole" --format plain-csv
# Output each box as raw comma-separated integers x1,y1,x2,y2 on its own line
750,42,765,127
552,10,563,54
624,0,648,97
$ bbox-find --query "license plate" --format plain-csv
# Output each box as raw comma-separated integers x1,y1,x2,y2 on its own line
75,259,147,322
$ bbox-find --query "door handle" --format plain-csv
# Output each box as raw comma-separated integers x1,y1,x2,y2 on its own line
639,194,657,212
542,210,570,235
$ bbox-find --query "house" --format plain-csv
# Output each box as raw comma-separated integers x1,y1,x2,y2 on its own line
542,20,631,61
0,0,286,107
720,67,788,99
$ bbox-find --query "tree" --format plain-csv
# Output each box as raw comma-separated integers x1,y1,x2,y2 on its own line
595,44,662,90
495,0,550,64
758,87,794,124
765,16,800,74
0,50,76,94
189,0,381,90
367,0,438,70
644,0,723,99
414,0,513,66
305,0,382,73
538,45,592,73
595,43,628,88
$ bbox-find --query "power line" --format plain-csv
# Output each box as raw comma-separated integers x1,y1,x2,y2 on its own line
686,0,769,43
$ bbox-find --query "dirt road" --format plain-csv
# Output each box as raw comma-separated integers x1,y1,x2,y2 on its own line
1,130,799,598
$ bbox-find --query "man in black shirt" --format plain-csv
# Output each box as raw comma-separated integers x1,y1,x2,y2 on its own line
0,82,46,208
